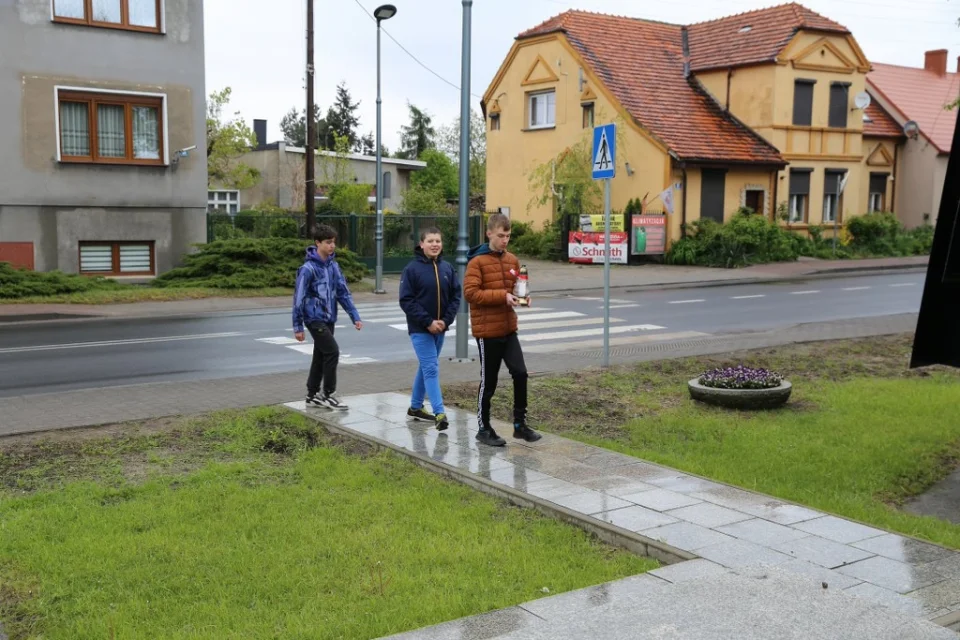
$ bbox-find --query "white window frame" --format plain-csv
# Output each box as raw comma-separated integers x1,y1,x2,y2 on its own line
789,194,806,224
53,86,169,165
51,0,166,33
79,241,155,276
823,193,839,223
527,90,556,130
869,192,883,213
207,190,240,215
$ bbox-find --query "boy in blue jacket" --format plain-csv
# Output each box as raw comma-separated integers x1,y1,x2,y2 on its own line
293,224,363,410
399,227,461,431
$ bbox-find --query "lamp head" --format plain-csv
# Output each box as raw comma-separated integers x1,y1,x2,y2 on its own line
374,4,396,22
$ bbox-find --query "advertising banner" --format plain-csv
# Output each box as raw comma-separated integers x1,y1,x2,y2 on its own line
568,231,628,264
579,214,624,233
631,215,667,255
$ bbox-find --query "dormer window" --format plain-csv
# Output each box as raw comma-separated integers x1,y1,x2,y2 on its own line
738,25,752,33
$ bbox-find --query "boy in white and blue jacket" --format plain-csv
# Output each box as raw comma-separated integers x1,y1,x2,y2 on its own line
293,224,362,410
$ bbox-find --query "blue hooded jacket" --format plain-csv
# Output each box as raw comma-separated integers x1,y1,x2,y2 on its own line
292,246,361,333
398,246,461,334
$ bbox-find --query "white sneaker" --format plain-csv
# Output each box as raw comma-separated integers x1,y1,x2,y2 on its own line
321,393,348,411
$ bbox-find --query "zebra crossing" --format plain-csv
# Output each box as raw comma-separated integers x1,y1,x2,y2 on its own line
363,301,707,354
254,301,709,362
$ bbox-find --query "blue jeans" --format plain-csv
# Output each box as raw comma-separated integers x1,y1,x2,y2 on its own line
410,331,445,416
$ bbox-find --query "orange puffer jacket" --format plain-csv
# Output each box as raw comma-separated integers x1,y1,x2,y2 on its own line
463,244,520,339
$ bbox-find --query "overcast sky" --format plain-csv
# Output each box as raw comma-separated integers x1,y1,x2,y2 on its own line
204,0,960,151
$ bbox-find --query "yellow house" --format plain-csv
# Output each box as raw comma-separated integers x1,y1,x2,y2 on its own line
482,3,898,242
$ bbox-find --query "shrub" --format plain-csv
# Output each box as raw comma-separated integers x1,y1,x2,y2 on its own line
666,211,801,268
153,238,366,289
846,212,904,256
698,365,784,390
328,183,372,214
0,262,128,299
269,217,300,239
511,221,561,260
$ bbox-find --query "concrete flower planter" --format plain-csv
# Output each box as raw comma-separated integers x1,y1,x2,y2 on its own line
687,378,792,410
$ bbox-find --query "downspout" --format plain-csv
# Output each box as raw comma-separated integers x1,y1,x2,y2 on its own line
679,159,689,237
726,68,732,111
771,168,779,222
891,143,899,215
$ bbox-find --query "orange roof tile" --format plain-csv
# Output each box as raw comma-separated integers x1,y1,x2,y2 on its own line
687,4,848,72
868,63,959,153
516,11,784,165
862,101,903,139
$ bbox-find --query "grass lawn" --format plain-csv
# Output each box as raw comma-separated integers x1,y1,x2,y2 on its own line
0,408,654,639
445,334,960,549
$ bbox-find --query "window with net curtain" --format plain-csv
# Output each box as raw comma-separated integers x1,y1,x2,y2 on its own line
59,92,161,163
54,0,159,29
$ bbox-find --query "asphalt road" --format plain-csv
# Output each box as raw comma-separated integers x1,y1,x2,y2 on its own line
0,272,924,398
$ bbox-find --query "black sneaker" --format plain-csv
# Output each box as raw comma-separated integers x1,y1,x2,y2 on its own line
320,393,348,411
435,413,449,431
305,394,325,407
476,428,506,447
513,422,542,442
407,407,435,422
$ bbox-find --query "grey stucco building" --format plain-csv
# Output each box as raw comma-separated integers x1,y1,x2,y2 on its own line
207,120,426,215
0,0,206,276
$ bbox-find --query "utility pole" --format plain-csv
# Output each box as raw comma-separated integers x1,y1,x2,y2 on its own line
305,0,316,234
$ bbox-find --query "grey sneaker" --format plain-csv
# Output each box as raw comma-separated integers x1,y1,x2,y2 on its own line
321,393,348,411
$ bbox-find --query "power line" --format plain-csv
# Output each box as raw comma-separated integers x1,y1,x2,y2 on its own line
351,0,484,100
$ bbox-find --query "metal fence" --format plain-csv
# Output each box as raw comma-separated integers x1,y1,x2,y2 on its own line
207,212,485,273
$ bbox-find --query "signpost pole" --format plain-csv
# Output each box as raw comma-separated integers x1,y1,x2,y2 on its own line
603,178,611,367
591,122,616,368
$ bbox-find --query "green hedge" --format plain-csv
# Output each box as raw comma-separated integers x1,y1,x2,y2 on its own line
846,213,933,257
153,238,367,289
510,221,562,261
0,262,127,299
667,211,800,268
666,211,934,268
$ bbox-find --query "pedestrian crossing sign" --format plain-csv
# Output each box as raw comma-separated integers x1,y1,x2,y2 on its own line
592,123,616,180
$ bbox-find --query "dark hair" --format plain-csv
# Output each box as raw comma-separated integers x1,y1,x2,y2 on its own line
419,226,442,242
487,213,511,232
313,224,337,243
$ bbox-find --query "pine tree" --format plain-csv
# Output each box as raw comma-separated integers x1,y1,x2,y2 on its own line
325,82,362,151
397,102,436,160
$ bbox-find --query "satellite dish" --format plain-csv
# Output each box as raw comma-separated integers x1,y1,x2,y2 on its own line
904,120,920,139
854,91,871,110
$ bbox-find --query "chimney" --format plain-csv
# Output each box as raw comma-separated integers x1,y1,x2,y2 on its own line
253,119,267,149
957,55,960,74
924,49,947,76
681,26,691,78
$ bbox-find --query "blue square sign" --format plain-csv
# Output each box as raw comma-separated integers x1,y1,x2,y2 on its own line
592,124,616,180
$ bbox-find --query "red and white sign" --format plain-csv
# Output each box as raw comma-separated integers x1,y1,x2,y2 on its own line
568,232,628,264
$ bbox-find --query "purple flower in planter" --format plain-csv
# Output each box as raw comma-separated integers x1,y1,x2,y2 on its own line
698,364,784,390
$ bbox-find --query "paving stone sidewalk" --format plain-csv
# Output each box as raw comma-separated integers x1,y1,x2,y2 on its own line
287,392,960,640
0,314,917,437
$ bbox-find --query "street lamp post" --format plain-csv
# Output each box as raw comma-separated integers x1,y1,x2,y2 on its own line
454,0,472,360
373,4,396,295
